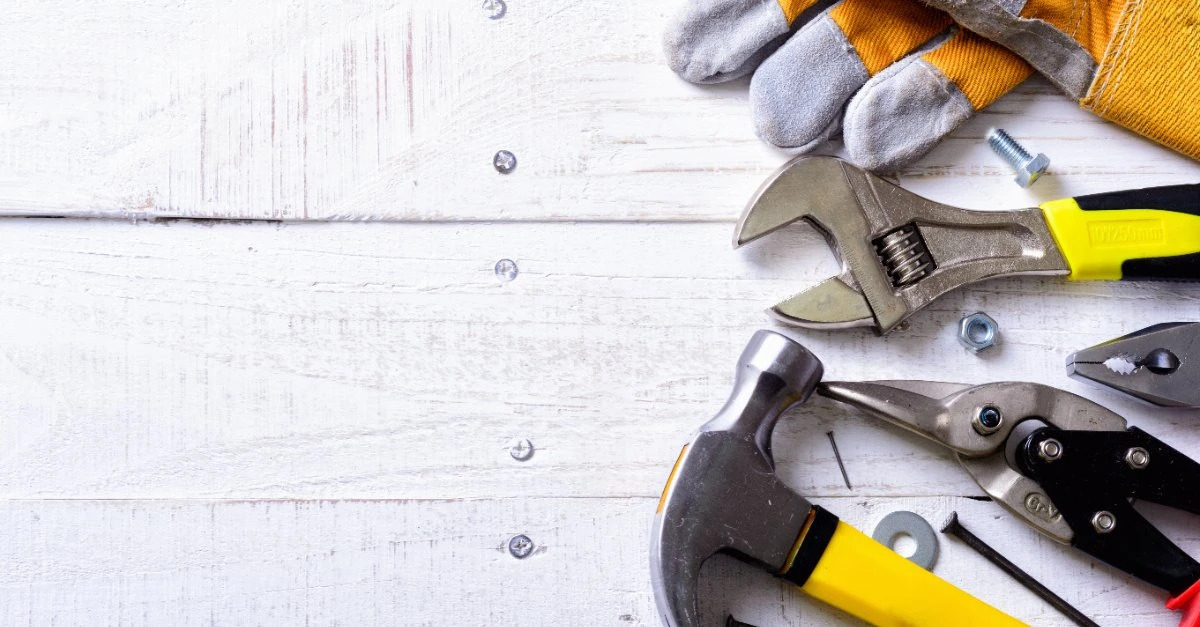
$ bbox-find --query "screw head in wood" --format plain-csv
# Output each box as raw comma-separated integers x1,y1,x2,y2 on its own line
495,259,519,282
508,534,534,558
509,437,534,461
482,0,507,19
493,150,517,174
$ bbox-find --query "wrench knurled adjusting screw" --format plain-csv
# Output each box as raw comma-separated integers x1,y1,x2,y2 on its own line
987,129,1050,188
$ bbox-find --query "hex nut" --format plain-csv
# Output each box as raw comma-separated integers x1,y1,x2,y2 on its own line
958,313,999,353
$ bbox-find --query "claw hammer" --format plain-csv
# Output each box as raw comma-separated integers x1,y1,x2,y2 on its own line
649,330,1025,626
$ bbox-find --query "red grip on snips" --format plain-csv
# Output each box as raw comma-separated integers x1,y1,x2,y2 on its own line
1168,580,1200,627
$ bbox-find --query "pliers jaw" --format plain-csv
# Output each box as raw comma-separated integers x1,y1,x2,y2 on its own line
734,156,1069,334
1067,322,1199,408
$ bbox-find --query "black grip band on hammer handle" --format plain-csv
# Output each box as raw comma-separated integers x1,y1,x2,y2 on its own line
781,506,839,587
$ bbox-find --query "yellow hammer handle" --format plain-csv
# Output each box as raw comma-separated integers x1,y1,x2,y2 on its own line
802,522,1026,627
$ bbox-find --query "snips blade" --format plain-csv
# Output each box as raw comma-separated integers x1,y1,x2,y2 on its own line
821,380,1129,544
1067,322,1200,408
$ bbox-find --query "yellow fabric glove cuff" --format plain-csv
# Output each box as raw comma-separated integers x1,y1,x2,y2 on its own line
1083,1,1200,160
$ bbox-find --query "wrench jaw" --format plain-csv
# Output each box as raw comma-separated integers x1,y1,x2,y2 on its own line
734,156,900,332
735,157,1071,334
769,276,875,330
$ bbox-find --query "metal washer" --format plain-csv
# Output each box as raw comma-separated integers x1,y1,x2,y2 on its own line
871,510,939,571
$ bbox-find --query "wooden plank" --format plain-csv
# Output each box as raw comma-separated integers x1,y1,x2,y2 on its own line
3,1,1199,219
0,219,1197,504
0,497,1183,626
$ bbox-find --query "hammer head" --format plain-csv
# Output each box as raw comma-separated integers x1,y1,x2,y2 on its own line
650,330,824,626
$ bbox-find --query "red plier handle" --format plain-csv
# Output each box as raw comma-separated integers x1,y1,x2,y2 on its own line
1169,580,1200,627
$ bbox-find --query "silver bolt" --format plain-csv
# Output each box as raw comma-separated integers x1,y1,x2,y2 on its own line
958,312,999,353
972,406,1004,436
509,438,534,461
1091,511,1116,534
1125,447,1150,469
1038,438,1063,462
493,150,517,174
482,0,507,19
987,129,1050,188
495,258,519,282
508,534,534,558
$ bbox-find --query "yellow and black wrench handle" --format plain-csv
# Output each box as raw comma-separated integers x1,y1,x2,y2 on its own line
1041,184,1200,281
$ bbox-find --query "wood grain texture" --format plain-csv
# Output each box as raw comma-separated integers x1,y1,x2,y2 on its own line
0,496,1187,627
3,1,1200,219
7,1,1200,624
0,494,1180,619
0,219,1197,625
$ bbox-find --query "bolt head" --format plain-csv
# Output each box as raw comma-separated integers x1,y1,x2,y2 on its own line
508,534,534,558
1038,438,1063,462
1015,153,1050,188
958,313,999,353
1091,511,1116,534
972,406,1003,435
1125,447,1150,469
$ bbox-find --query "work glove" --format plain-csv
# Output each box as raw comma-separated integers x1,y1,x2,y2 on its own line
664,0,1034,171
923,0,1200,161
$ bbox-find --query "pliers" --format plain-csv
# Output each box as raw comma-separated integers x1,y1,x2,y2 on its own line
818,379,1200,625
1068,322,1200,408
735,156,1200,334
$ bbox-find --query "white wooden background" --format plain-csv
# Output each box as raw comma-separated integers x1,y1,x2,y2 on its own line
3,1,1200,626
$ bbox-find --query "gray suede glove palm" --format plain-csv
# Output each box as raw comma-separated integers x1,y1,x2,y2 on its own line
665,0,1034,171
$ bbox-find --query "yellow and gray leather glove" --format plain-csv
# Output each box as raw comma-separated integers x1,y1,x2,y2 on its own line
665,0,1033,171
924,0,1200,161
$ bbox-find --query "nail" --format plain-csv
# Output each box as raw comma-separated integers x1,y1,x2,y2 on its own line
941,512,1098,627
826,431,852,490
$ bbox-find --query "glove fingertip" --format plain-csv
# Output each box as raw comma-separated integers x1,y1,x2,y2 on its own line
749,15,867,150
662,1,792,84
844,59,972,172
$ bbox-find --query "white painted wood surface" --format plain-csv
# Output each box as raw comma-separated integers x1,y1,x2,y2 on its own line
5,0,1200,220
4,1,1200,626
0,221,1198,626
